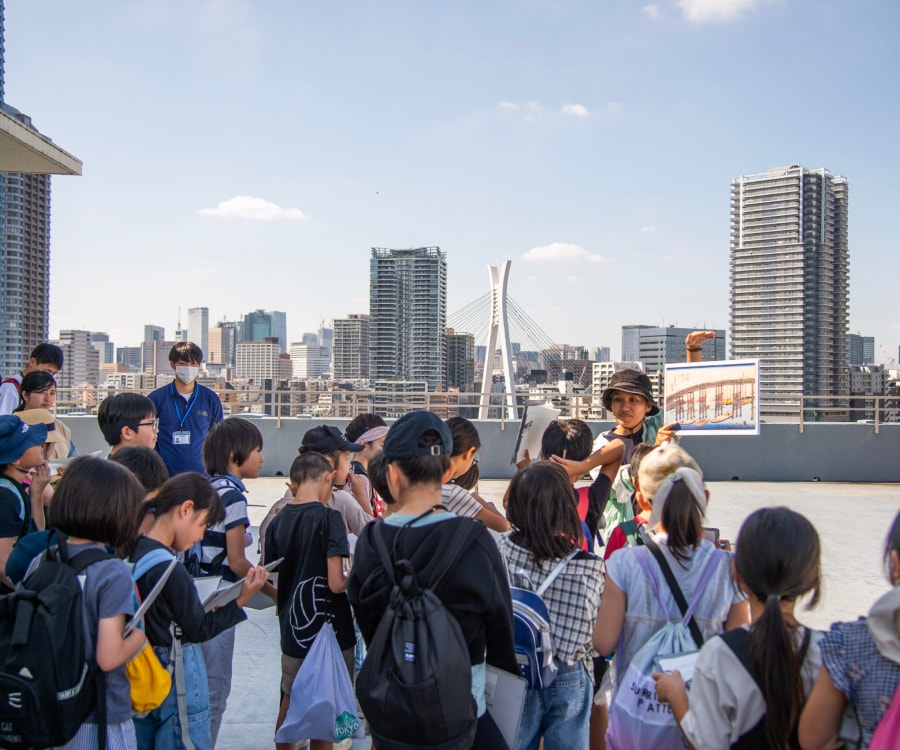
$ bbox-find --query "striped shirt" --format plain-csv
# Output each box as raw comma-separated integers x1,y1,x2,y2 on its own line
201,474,251,582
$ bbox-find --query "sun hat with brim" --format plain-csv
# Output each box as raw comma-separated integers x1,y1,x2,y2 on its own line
382,411,452,461
17,409,64,444
301,425,364,454
0,414,49,464
601,369,660,416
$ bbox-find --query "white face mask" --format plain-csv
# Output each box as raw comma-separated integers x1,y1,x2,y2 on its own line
175,365,199,385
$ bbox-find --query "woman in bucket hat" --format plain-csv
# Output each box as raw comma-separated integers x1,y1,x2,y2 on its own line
551,332,714,535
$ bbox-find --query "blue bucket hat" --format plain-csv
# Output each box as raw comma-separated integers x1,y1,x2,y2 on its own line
0,414,48,464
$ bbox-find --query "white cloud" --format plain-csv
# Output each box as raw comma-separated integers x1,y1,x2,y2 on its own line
641,225,657,233
198,196,310,221
566,275,579,283
561,103,591,118
678,0,767,23
643,4,663,21
497,101,520,111
522,242,607,264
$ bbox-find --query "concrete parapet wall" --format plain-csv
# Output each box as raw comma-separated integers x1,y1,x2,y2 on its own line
62,416,900,483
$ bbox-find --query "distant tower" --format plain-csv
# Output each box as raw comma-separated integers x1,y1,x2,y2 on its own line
478,262,518,421
186,307,209,356
730,165,849,416
369,247,447,391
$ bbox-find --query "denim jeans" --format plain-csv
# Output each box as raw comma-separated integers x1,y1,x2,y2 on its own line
516,662,593,750
134,643,211,750
201,627,236,748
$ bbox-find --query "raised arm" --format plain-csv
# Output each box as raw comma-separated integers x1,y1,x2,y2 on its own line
685,331,716,363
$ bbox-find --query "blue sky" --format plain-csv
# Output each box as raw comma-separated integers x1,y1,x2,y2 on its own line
6,0,898,361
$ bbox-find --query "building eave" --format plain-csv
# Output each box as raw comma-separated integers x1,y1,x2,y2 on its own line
0,109,82,175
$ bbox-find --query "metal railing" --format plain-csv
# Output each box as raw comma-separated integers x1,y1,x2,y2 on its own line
42,386,900,431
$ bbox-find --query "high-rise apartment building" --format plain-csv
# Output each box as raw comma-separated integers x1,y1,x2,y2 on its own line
333,314,370,381
621,325,652,363
53,330,100,389
446,328,475,393
0,170,50,376
370,247,447,391
186,307,209,357
730,165,849,415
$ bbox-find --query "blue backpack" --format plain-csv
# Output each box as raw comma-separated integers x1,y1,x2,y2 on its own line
509,550,578,689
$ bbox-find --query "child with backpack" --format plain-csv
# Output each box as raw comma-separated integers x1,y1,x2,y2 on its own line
347,410,519,750
654,507,823,749
799,508,900,749
197,417,276,748
0,456,148,750
130,473,268,750
593,443,748,750
264,451,356,750
498,460,605,750
0,413,51,591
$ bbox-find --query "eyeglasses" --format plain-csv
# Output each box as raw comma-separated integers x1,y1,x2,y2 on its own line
136,418,160,431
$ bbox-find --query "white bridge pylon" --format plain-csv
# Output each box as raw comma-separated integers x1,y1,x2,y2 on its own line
479,261,519,421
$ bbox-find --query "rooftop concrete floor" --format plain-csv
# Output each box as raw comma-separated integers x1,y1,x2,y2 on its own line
217,479,900,750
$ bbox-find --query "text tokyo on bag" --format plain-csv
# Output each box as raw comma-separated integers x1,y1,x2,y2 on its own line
275,622,363,744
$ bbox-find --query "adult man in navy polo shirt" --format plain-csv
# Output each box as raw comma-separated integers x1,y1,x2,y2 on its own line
149,342,223,476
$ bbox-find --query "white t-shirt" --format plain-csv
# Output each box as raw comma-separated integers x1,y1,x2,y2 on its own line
605,538,745,672
681,626,822,749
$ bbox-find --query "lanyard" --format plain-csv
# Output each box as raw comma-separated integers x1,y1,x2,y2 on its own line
170,383,198,429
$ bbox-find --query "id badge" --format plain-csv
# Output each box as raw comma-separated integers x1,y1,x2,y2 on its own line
173,430,191,445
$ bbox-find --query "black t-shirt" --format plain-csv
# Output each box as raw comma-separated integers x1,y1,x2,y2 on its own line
264,502,354,658
131,536,246,647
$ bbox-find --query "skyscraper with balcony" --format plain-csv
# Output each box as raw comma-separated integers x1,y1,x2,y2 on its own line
370,247,447,391
333,314,370,381
730,165,849,416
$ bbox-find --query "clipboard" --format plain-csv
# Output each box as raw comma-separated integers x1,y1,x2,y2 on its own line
485,665,527,750
202,558,282,612
511,401,560,464
123,557,179,637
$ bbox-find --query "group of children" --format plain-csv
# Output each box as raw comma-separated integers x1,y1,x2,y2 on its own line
1,336,899,750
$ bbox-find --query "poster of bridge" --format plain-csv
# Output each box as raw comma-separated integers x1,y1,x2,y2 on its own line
663,359,760,436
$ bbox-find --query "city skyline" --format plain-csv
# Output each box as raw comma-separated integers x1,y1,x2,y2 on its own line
4,2,899,363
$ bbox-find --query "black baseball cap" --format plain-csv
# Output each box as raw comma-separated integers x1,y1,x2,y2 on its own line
601,369,660,416
381,411,452,460
301,425,363,454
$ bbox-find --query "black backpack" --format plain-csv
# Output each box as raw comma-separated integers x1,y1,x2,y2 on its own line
0,535,111,750
356,509,481,750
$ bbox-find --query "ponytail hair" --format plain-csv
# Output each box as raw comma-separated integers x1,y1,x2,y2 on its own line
138,472,224,530
659,480,704,563
735,507,821,750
